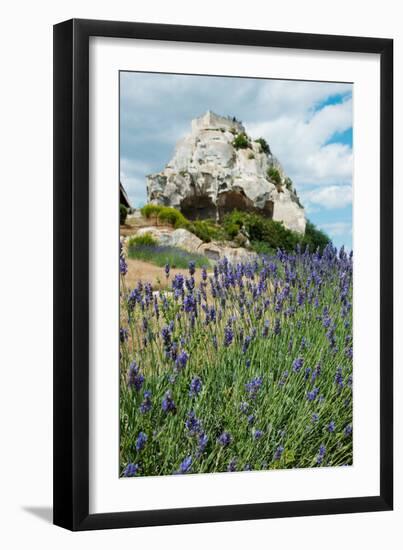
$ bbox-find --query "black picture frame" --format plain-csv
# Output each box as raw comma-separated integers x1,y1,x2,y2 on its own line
53,18,393,531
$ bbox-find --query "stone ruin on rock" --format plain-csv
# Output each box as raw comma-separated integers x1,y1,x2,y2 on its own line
146,111,306,234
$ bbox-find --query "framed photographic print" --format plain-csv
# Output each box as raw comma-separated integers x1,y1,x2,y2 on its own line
53,19,393,530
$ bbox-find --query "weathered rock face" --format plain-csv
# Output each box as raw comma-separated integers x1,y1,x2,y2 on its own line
147,111,306,234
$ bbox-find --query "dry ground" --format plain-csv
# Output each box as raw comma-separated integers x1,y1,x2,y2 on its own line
121,215,208,290
123,257,207,291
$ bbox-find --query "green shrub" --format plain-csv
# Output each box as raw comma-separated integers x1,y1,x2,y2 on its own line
302,221,331,252
250,240,276,256
140,204,189,229
127,233,158,247
157,206,189,228
120,204,128,225
223,210,301,252
254,137,270,155
232,133,249,150
187,220,226,243
248,152,255,160
140,203,163,218
267,166,282,186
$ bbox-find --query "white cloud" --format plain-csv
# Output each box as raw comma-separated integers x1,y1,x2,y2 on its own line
246,98,352,187
301,185,352,209
320,222,352,237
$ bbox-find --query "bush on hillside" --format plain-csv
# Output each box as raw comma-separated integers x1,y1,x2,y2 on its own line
267,166,282,186
232,133,249,150
140,204,189,229
222,210,331,253
302,221,331,252
254,137,270,155
188,220,225,243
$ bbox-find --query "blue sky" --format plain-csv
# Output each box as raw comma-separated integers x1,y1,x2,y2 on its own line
120,72,353,249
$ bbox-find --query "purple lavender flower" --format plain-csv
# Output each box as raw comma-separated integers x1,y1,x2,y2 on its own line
245,377,263,399
189,376,202,397
186,276,195,292
253,429,264,440
177,456,192,474
188,261,196,276
247,414,255,425
175,350,189,370
317,444,326,465
185,411,202,435
127,361,144,391
172,273,184,292
161,325,171,350
335,367,343,388
307,387,319,402
242,335,252,354
120,256,128,276
344,425,353,437
292,357,304,373
274,318,281,335
161,391,176,414
311,413,319,423
122,463,139,477
328,420,336,433
227,458,237,472
218,431,232,447
183,293,196,313
135,431,147,451
198,432,208,453
139,390,152,413
274,445,284,461
224,324,234,347
239,402,249,414
165,263,170,278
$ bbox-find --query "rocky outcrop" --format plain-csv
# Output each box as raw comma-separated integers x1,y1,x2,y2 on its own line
128,227,258,264
147,111,306,234
134,227,204,253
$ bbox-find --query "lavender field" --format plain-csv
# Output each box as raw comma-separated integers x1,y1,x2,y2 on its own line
119,244,353,476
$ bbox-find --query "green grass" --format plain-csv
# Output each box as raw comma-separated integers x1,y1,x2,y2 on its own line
127,233,158,247
127,243,209,269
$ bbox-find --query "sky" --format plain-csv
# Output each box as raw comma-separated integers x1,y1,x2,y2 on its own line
120,71,353,250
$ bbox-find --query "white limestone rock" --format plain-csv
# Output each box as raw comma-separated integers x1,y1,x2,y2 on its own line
146,111,306,234
169,228,204,253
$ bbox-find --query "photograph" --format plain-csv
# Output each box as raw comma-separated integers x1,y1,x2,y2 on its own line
118,72,353,477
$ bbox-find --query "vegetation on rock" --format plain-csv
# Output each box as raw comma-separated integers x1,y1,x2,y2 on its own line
267,166,282,186
254,137,271,155
232,132,250,150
